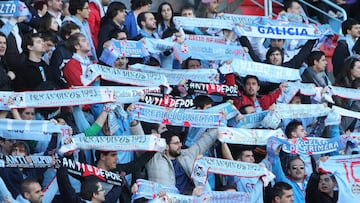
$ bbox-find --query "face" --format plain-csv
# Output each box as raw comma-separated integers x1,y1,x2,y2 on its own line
113,10,126,25
181,9,195,17
101,152,118,170
113,57,128,69
313,55,327,72
244,78,260,97
318,174,336,195
0,36,7,56
351,61,360,79
77,36,90,54
78,2,90,20
157,124,168,134
270,39,284,49
94,182,106,202
288,2,301,15
288,159,305,182
143,13,157,31
29,37,45,54
348,24,360,39
166,136,182,158
238,150,255,163
0,139,16,154
292,125,307,138
187,59,201,69
44,40,55,52
25,182,44,203
275,189,294,203
21,108,35,120
161,4,172,21
11,146,27,156
244,106,256,114
208,1,219,13
50,17,59,31
48,0,62,12
290,96,301,104
269,50,282,65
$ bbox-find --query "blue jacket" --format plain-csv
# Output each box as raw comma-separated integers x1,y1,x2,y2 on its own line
124,11,138,39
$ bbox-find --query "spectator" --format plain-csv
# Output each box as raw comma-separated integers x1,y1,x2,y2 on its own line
271,182,294,203
0,32,15,91
196,0,219,18
18,178,44,203
97,1,127,57
88,0,111,50
156,2,175,38
38,15,59,34
146,129,219,194
306,172,338,203
63,33,91,87
180,5,203,35
302,51,331,87
46,0,63,26
124,0,152,39
272,155,309,203
13,33,56,91
49,21,80,88
63,0,98,62
332,18,360,77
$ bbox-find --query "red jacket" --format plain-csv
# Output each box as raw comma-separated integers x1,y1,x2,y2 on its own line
88,2,100,49
225,73,281,110
63,59,83,87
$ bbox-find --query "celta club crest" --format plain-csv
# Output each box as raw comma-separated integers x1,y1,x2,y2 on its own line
181,44,188,53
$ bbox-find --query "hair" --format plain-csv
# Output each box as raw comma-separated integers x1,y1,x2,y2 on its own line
68,0,88,15
271,182,292,200
234,146,255,160
196,0,218,18
22,32,43,56
130,0,152,11
21,178,39,196
141,121,160,134
65,33,85,53
38,15,57,33
288,156,305,168
181,57,201,69
80,176,101,200
161,130,180,145
41,31,58,44
284,120,303,138
335,55,360,88
180,4,196,14
0,32,6,42
244,75,260,86
137,11,151,29
341,18,359,35
283,0,300,11
319,172,337,182
239,104,253,114
307,50,325,67
265,46,284,64
101,1,126,24
156,2,175,32
95,150,112,163
34,0,47,11
352,77,360,88
193,95,213,109
60,21,80,40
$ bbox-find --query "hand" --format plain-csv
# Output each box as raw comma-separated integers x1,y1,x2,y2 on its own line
7,71,15,80
127,103,135,113
279,82,288,90
235,113,243,122
192,186,204,196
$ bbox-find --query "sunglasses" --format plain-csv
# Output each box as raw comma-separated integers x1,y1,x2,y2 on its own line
291,166,305,170
23,112,35,115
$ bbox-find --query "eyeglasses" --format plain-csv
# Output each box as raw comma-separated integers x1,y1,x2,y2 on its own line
82,6,90,10
97,189,105,192
24,112,35,115
291,166,305,170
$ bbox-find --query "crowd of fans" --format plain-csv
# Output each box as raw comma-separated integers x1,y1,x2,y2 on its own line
0,0,360,202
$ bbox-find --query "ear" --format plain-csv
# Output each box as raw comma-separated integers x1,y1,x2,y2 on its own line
274,196,281,203
23,192,30,199
27,45,33,51
74,44,80,51
165,144,169,151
